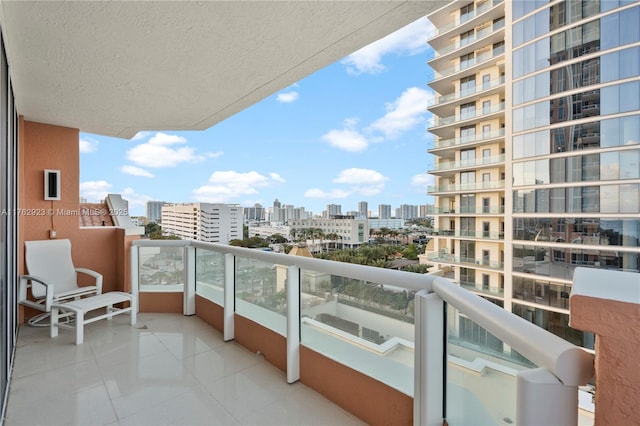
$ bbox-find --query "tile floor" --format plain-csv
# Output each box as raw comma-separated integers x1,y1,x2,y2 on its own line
5,313,364,425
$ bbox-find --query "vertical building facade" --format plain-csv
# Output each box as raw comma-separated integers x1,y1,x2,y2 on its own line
161,203,242,244
378,204,392,219
358,201,369,218
426,0,507,318
146,200,166,223
427,0,640,348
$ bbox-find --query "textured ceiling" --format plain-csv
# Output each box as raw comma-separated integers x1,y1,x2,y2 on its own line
0,1,445,139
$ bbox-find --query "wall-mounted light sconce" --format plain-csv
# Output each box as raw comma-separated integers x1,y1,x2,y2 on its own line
44,169,61,200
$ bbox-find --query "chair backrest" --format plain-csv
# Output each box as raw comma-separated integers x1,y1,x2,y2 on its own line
25,239,78,298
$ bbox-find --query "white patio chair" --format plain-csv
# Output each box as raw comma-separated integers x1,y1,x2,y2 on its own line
19,239,103,326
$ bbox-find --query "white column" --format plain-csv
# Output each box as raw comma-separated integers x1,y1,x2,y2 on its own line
414,290,444,426
286,265,300,383
184,245,196,315
130,245,139,313
223,253,235,341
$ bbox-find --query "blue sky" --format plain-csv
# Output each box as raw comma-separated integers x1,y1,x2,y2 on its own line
80,17,436,217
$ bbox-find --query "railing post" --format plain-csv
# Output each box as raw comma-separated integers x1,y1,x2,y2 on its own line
286,265,300,383
130,245,139,313
517,368,578,425
414,290,444,426
184,245,196,316
223,253,235,341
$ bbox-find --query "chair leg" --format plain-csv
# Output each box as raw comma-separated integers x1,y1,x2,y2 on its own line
75,311,85,345
50,308,59,338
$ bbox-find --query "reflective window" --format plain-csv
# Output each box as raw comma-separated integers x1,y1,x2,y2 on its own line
601,81,640,115
514,185,640,214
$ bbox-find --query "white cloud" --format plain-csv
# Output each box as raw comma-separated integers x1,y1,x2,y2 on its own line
126,132,205,168
205,151,224,159
332,168,389,185
305,168,388,200
121,165,154,178
342,17,434,75
80,180,112,202
193,170,285,203
411,173,434,191
367,87,432,138
277,91,299,103
303,188,351,199
320,128,370,152
79,137,98,153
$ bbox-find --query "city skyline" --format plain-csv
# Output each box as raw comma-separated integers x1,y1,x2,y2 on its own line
79,17,436,217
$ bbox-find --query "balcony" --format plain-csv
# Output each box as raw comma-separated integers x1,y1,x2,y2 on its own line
428,129,505,156
459,281,505,298
429,154,505,176
430,206,505,215
428,102,505,134
428,180,505,195
430,229,505,241
427,0,505,44
7,240,595,425
427,252,505,271
428,75,505,117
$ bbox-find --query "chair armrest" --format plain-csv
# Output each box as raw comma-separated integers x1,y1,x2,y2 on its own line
19,274,54,310
75,268,103,294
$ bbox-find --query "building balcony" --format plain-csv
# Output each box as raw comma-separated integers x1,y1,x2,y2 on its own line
428,24,505,71
428,129,505,156
429,49,505,95
427,0,505,45
430,206,505,215
427,252,505,271
428,180,505,195
430,229,505,241
429,154,505,176
428,102,505,135
6,240,596,425
459,280,505,298
428,75,505,117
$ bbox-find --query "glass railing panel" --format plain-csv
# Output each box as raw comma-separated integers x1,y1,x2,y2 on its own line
300,270,415,396
446,305,536,425
138,245,184,292
195,248,225,305
235,255,284,335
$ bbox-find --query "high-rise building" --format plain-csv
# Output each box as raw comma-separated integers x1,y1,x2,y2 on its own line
378,204,391,219
398,204,419,220
426,0,640,349
358,201,368,218
243,203,265,222
325,204,342,218
146,201,166,223
161,203,241,243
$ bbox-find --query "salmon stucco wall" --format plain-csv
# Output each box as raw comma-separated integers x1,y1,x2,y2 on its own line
571,294,640,426
18,119,136,321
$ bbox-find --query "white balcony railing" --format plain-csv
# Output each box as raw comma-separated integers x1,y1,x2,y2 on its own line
131,239,593,425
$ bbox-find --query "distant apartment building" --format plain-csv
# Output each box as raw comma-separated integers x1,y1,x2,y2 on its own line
426,0,640,348
397,204,419,220
243,203,265,223
324,204,342,218
146,200,166,223
161,202,241,244
289,216,368,248
419,204,434,218
378,204,391,219
358,201,368,218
